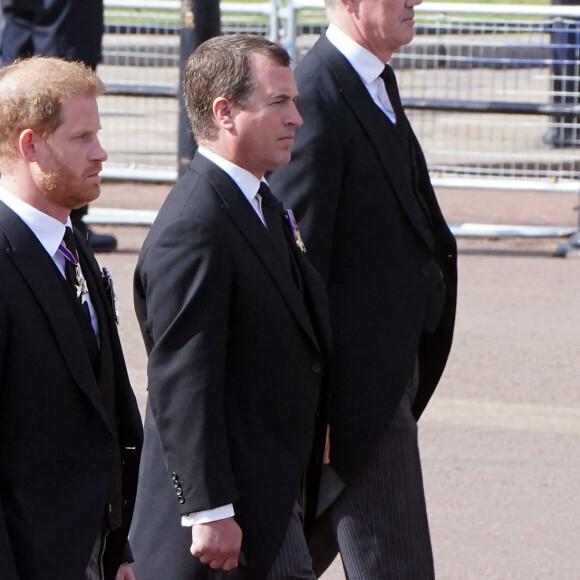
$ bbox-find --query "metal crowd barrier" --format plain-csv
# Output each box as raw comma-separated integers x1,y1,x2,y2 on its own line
94,1,580,253
283,1,580,251
99,1,580,199
287,1,580,193
99,1,279,181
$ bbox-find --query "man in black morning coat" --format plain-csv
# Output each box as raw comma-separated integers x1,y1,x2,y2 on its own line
269,0,458,576
130,34,331,580
0,57,142,580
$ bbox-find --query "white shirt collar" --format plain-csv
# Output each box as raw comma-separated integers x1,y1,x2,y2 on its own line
326,24,386,86
197,146,264,204
0,185,71,258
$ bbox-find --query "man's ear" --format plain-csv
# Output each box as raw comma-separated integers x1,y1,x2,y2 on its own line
18,129,42,162
213,97,236,132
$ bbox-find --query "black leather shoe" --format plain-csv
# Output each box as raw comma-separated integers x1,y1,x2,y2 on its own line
86,230,118,253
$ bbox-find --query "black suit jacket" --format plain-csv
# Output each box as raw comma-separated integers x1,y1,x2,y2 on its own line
269,34,458,483
0,201,143,580
130,153,331,580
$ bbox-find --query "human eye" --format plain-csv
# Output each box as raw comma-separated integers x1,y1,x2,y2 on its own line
75,130,96,141
271,93,290,105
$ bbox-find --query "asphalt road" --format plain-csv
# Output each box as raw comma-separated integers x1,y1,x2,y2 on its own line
92,182,580,580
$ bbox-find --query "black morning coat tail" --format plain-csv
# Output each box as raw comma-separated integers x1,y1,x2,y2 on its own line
130,153,331,580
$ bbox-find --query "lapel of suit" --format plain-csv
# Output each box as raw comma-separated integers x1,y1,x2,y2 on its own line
75,232,118,431
314,36,433,247
191,155,321,351
0,201,112,430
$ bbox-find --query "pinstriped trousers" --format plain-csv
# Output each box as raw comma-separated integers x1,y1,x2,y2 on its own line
327,365,435,580
213,501,316,580
264,500,316,580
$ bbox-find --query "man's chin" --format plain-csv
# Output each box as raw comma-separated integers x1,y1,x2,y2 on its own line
72,189,100,210
86,184,101,203
269,153,293,173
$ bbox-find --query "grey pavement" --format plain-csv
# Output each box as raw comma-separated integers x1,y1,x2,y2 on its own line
94,182,580,580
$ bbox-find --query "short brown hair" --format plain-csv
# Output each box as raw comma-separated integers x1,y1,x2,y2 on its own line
0,56,105,168
184,34,291,142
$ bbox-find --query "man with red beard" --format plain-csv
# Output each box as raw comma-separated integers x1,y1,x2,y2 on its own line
0,0,118,252
0,56,143,580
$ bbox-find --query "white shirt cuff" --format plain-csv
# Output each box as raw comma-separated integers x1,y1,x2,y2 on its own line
181,504,235,527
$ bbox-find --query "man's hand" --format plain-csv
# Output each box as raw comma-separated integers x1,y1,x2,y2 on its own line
190,517,242,571
115,562,136,580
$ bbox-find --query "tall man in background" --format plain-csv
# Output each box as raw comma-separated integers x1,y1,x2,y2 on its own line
0,57,142,580
269,0,458,576
1,0,118,252
130,34,331,579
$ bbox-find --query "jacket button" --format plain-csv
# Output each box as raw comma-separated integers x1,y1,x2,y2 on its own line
171,472,178,481
311,363,322,374
421,266,430,277
178,498,185,504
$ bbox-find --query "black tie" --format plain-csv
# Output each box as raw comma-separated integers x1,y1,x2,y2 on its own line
259,182,291,258
258,182,303,293
380,68,434,238
380,65,408,138
62,227,92,326
59,227,99,371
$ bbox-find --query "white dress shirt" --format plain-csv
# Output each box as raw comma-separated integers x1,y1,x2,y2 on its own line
0,185,100,338
326,23,398,124
198,146,269,226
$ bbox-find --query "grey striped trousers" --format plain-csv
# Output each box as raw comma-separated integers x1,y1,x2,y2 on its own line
213,501,316,580
327,367,435,579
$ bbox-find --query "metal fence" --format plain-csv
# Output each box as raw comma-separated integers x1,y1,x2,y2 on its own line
99,1,580,195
